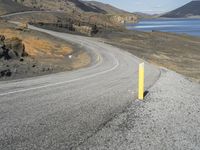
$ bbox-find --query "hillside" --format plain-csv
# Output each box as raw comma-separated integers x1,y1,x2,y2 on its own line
15,0,134,15
2,0,137,24
83,1,128,14
0,0,136,16
162,0,200,18
16,0,106,13
0,0,33,15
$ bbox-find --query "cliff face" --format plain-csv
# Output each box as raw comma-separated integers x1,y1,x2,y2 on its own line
162,0,200,18
110,15,138,24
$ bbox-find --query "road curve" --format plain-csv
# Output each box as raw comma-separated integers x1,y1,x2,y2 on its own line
0,24,160,149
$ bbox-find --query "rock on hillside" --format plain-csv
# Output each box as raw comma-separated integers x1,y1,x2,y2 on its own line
0,35,28,60
162,0,200,18
0,35,29,78
110,15,138,24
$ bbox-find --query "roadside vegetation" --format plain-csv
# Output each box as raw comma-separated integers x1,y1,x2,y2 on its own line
99,30,200,82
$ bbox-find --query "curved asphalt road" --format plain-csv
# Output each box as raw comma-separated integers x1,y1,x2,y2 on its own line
0,19,160,149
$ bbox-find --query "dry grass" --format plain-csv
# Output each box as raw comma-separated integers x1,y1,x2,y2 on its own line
0,28,72,58
71,52,91,69
24,37,72,58
103,30,200,82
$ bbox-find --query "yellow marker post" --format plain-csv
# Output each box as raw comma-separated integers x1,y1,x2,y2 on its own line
138,63,144,100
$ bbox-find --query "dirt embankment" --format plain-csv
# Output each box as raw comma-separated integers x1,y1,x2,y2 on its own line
0,20,91,80
98,30,200,82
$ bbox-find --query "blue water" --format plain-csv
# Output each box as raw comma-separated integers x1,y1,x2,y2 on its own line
126,18,200,37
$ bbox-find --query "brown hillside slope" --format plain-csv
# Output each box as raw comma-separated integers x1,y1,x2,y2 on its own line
14,0,138,23
15,0,107,13
0,0,33,15
83,1,128,14
100,30,200,82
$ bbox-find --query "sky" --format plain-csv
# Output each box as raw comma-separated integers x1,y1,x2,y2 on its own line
85,0,192,14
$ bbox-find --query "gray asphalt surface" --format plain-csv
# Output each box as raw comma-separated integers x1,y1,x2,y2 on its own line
0,24,160,149
78,69,200,150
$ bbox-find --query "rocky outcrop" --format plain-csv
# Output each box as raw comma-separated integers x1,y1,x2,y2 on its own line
0,69,12,77
0,35,29,78
73,25,92,36
110,15,138,24
0,36,28,60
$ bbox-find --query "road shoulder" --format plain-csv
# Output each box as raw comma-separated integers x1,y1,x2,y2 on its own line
77,69,200,150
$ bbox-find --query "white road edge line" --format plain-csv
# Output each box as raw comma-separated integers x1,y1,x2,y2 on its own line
0,56,119,97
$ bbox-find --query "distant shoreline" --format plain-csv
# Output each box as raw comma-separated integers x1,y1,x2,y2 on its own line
126,18,200,38
137,17,200,22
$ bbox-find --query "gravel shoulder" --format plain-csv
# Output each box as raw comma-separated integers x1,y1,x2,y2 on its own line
77,69,200,150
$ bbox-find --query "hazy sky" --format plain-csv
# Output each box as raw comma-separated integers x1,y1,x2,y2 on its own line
85,0,192,14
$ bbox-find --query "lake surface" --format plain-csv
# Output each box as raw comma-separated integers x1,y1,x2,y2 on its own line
126,18,200,37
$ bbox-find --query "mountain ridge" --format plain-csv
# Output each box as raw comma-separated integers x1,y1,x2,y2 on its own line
0,0,138,25
83,1,129,14
12,0,132,15
162,0,200,18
